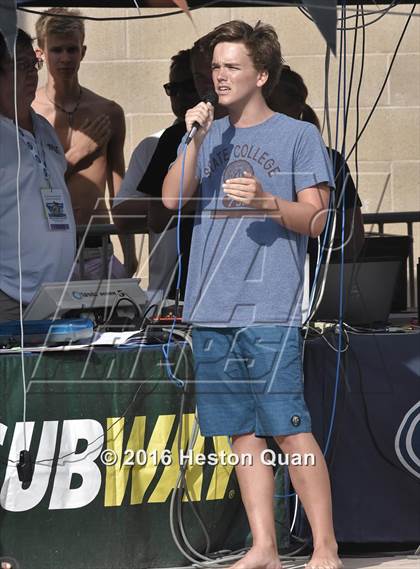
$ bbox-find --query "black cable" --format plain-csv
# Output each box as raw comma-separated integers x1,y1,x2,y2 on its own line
321,46,330,139
301,0,397,21
331,0,416,190
6,377,156,466
4,336,175,467
101,293,142,328
139,302,159,331
322,344,349,468
341,3,358,160
178,374,211,556
296,327,349,542
312,0,343,322
17,0,222,21
174,361,212,558
340,0,348,209
347,5,397,31
305,325,350,353
298,0,399,30
343,2,417,165
281,540,313,557
353,1,365,232
338,5,363,259
166,336,216,563
17,0,419,28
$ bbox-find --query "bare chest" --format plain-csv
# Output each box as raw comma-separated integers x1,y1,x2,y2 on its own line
37,97,108,147
57,111,106,153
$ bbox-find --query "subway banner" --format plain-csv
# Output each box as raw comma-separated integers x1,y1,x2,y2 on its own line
0,346,289,569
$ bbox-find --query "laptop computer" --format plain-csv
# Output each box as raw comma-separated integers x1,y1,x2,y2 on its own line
313,258,401,326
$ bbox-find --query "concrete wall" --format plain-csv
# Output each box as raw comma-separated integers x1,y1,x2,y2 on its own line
20,5,420,289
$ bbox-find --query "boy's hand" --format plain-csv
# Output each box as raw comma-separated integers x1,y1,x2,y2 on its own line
185,102,214,144
65,115,112,174
222,171,275,210
72,114,111,158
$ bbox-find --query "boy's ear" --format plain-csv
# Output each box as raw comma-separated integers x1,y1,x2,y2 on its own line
257,69,269,89
35,46,44,60
81,45,87,60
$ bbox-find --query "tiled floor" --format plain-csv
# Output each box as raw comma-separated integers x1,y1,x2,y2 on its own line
278,556,420,569
164,557,419,569
339,557,419,569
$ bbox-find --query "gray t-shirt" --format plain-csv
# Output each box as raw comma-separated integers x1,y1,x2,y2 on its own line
182,113,335,327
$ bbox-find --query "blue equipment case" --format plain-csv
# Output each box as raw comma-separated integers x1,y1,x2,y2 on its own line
0,318,94,346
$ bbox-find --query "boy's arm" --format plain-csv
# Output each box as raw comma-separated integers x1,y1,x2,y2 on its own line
223,124,333,237
106,103,126,199
161,140,201,210
223,173,331,238
105,103,133,272
149,198,196,233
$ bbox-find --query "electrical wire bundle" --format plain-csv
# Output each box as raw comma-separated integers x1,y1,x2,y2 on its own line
296,0,418,552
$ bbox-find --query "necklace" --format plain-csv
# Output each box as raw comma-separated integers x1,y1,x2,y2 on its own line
46,87,83,127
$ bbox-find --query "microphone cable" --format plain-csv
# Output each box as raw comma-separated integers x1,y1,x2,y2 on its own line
161,137,190,389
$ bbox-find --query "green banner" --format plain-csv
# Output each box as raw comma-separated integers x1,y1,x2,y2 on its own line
0,344,289,569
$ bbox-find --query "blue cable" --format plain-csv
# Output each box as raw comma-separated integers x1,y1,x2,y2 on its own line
161,140,190,389
175,142,187,292
305,191,335,319
324,1,348,457
117,341,186,349
277,29,347,495
306,1,345,321
292,7,350,526
333,12,343,173
277,35,342,497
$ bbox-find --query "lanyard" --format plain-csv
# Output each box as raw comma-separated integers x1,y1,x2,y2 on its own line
18,125,52,189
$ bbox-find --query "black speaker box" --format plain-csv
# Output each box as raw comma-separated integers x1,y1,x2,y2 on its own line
359,233,412,311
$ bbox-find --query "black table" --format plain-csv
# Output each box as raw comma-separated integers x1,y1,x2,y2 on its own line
302,329,420,543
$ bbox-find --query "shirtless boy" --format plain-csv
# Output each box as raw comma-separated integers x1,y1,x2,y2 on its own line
33,8,127,278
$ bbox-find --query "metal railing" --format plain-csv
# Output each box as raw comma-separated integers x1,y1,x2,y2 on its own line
76,223,147,279
76,210,420,307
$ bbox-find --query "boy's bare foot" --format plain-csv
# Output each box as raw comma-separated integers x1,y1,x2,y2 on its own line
229,545,282,569
306,544,343,569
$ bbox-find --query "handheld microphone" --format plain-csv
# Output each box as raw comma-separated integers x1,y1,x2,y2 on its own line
186,91,218,145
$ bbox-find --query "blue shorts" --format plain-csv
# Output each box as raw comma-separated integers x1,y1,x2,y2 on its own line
192,325,312,437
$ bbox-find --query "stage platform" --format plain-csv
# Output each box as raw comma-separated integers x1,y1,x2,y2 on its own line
162,556,419,569
340,556,419,569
